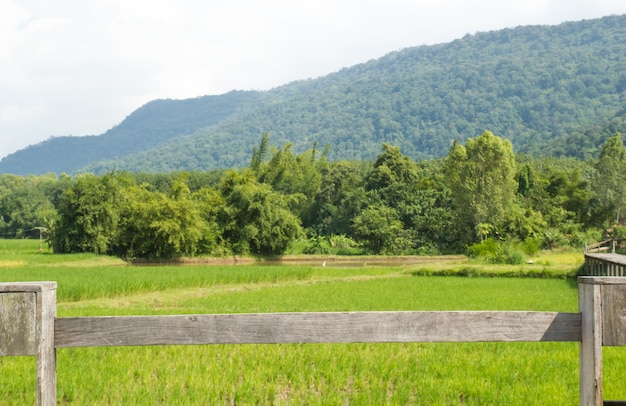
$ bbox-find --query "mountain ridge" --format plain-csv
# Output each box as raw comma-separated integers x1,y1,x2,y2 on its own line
2,14,626,175
0,90,260,175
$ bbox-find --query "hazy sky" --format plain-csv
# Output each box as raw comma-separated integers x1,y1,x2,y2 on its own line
2,0,626,160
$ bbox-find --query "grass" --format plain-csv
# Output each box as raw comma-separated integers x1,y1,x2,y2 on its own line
0,242,314,302
409,249,585,279
0,239,622,405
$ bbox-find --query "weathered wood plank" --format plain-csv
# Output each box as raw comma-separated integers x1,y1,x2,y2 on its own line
37,287,56,406
602,284,626,346
0,292,37,356
0,282,57,293
54,311,581,348
0,282,57,406
579,276,626,285
580,280,603,406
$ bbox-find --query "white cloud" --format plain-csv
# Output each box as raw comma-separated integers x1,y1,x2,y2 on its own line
2,0,626,159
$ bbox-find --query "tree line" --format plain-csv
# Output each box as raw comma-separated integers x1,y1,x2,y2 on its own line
1,131,625,260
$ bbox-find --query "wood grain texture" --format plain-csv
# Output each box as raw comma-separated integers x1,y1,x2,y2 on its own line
37,288,56,406
0,292,37,356
601,284,626,346
0,282,57,293
54,311,581,348
580,281,603,406
579,276,626,285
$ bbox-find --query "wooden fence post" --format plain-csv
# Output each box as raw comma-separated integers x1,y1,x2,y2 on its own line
579,277,603,406
578,276,626,406
0,282,57,406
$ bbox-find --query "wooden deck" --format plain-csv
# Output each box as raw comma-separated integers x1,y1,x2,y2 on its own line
584,252,626,276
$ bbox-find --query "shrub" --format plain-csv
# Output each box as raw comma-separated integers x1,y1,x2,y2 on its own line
466,238,499,259
302,236,330,255
467,238,526,265
415,242,441,256
327,235,358,249
505,250,526,265
521,237,540,256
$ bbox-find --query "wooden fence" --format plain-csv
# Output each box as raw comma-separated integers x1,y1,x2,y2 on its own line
586,239,617,254
1,277,626,405
585,254,626,276
585,238,626,255
584,240,626,276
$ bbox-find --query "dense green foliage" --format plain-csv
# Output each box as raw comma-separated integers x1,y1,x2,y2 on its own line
446,131,518,242
2,15,626,175
594,133,626,228
2,131,624,259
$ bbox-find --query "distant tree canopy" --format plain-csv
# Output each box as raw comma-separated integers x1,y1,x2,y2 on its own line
2,132,624,259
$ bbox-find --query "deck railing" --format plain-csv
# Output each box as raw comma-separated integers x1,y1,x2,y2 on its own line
1,277,626,405
584,244,626,276
585,238,626,255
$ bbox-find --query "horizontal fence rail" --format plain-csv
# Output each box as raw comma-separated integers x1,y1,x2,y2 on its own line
586,239,616,253
54,311,582,348
3,277,626,405
585,238,626,254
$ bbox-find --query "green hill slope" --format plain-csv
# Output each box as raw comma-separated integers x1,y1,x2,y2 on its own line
2,15,626,175
0,91,260,175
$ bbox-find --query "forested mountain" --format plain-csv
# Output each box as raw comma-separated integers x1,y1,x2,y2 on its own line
2,14,626,175
0,91,260,175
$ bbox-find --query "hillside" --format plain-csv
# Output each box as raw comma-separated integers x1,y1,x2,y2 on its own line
2,14,626,175
0,91,260,175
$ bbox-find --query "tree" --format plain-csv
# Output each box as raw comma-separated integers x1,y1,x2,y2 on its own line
516,156,595,235
517,163,536,198
115,178,211,260
445,131,517,241
192,186,226,255
221,172,303,255
0,174,58,238
409,187,457,253
594,133,626,228
51,172,128,254
309,160,369,237
365,144,421,228
250,132,270,171
256,141,324,226
352,203,407,254
360,144,445,253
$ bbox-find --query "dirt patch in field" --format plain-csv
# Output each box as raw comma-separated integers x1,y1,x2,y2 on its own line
131,255,466,267
131,256,257,266
0,260,26,268
271,255,466,266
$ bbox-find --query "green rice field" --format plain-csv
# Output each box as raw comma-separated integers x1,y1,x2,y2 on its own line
1,240,625,405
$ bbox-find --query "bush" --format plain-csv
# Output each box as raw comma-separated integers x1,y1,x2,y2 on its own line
302,236,330,255
466,238,526,265
541,229,568,250
521,237,540,256
466,239,499,259
327,235,358,250
415,242,441,256
505,250,526,265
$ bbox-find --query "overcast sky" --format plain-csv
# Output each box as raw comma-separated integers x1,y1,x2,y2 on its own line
2,0,626,160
